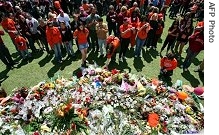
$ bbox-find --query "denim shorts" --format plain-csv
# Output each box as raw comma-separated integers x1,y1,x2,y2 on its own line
79,43,89,50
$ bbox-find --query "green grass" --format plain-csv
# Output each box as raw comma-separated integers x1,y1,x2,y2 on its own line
0,16,204,94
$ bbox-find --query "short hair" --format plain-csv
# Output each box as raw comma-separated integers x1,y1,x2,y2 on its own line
121,6,127,12
109,5,114,10
166,53,175,60
140,15,147,22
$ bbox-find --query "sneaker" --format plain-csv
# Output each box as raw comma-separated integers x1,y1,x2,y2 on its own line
134,55,138,58
139,55,142,58
184,68,188,72
194,67,203,72
122,56,127,60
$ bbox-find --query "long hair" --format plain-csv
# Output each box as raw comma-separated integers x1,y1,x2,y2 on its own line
77,21,86,33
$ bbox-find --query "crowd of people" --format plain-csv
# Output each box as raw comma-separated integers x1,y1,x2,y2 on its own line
0,0,204,80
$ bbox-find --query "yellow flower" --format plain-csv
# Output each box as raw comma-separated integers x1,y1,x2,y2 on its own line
57,109,65,117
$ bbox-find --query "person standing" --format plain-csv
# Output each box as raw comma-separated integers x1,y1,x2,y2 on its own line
59,21,75,58
0,30,15,69
1,13,18,53
57,9,71,27
145,13,159,49
14,32,32,60
37,18,51,54
106,5,117,36
86,7,100,51
134,15,150,58
174,19,194,59
182,29,204,71
96,17,108,57
73,23,89,68
160,20,180,55
46,21,63,64
26,14,41,51
119,17,134,62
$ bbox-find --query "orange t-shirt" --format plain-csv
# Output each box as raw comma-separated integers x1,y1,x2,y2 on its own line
160,57,178,71
1,18,16,38
46,27,62,48
73,28,89,45
120,24,133,38
196,21,204,27
137,22,150,40
129,7,136,17
106,36,120,58
15,36,27,51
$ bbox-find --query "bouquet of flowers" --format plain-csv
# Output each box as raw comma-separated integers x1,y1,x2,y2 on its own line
50,99,88,134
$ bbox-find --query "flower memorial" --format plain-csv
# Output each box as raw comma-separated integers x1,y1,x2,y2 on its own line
0,63,204,135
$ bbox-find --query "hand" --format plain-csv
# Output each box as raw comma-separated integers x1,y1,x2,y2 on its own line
131,27,135,31
163,69,167,72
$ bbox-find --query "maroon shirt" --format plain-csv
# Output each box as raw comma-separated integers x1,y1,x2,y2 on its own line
188,32,204,52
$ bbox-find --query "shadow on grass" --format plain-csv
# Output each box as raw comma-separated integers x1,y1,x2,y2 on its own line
72,67,82,78
38,54,53,67
16,59,29,68
181,71,200,87
86,50,99,63
192,58,201,66
133,57,144,72
47,63,61,78
32,50,44,59
108,60,119,71
11,52,20,59
158,38,163,43
126,48,134,58
60,57,73,71
118,60,132,73
142,49,153,63
198,72,204,85
149,48,159,59
0,68,10,86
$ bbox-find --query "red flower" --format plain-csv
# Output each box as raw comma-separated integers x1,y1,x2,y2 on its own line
85,97,90,103
111,69,119,75
33,131,40,135
78,87,82,93
71,123,77,130
77,71,83,78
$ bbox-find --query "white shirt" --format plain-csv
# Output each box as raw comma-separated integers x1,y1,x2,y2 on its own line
26,17,39,34
57,13,70,27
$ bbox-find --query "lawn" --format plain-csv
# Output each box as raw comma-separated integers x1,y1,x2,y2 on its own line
0,16,204,94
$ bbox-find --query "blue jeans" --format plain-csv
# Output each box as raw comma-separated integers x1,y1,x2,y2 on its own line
53,43,62,62
98,39,106,55
135,37,146,56
63,41,74,56
183,48,199,69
